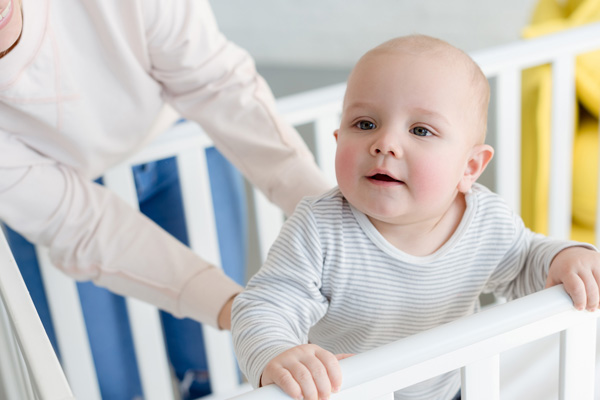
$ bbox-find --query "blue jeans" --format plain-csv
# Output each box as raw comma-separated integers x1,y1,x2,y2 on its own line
4,147,247,399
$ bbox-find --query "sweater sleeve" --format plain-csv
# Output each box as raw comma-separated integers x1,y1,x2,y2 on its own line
484,213,595,300
232,200,329,388
0,131,241,328
142,0,332,216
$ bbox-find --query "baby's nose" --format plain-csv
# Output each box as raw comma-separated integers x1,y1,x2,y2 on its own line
371,133,401,157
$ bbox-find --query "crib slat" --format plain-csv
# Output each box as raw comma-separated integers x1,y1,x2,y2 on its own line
548,56,576,239
176,147,240,395
103,165,176,400
252,186,284,262
461,355,499,400
0,300,35,400
0,232,75,400
35,247,102,400
494,69,522,213
559,318,597,400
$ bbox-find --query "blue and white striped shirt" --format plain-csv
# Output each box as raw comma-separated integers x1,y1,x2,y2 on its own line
232,183,578,399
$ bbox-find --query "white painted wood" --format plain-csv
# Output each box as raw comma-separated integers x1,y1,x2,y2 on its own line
252,187,284,263
0,293,36,400
4,23,600,400
200,382,253,400
177,147,240,395
0,232,74,400
103,165,176,400
472,22,600,76
277,83,345,127
372,394,394,400
35,247,101,400
559,318,597,400
461,355,499,400
230,286,599,399
494,69,521,213
314,115,341,186
548,55,576,239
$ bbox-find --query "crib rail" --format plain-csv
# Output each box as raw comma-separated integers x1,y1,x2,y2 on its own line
472,22,600,239
31,121,243,400
3,22,600,400
0,228,74,400
233,22,600,399
230,285,599,400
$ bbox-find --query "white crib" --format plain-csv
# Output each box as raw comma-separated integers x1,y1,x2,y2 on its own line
1,22,600,400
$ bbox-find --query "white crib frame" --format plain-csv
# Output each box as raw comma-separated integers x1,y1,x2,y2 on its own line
231,285,599,400
236,21,600,399
1,22,600,400
0,227,74,400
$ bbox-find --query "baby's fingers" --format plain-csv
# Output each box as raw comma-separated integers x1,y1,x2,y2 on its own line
562,273,587,311
300,353,334,400
583,270,600,311
263,366,303,400
289,362,322,400
314,348,345,394
335,353,355,361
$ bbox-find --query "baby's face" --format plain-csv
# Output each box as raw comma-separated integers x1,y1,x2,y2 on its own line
335,50,483,228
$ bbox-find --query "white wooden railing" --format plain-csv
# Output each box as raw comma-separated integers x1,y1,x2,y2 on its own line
0,227,74,400
233,22,600,399
1,22,599,400
230,285,599,400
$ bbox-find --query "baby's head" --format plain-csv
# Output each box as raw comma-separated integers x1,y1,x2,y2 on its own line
334,34,494,229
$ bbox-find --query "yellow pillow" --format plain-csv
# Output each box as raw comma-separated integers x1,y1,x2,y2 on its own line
521,65,552,235
520,0,600,238
572,222,595,243
572,115,598,229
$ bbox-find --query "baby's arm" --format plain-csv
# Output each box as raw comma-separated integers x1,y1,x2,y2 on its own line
546,246,600,311
232,201,333,392
261,344,353,400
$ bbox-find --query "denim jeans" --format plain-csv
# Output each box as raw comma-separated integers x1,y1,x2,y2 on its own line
4,147,247,399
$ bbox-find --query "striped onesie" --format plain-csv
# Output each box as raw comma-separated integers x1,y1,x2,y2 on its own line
232,184,580,399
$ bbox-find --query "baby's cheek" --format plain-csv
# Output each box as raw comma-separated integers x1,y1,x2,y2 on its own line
411,158,450,198
334,146,356,184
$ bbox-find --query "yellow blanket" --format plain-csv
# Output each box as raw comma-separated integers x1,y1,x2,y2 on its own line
521,0,600,243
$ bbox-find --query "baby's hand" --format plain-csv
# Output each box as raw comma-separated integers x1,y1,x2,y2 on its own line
260,344,353,400
546,246,600,311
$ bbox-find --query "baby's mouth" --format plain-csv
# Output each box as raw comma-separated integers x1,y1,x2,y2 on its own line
368,173,403,183
0,1,12,19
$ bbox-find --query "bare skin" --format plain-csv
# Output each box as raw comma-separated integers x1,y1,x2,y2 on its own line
217,295,236,330
0,0,23,58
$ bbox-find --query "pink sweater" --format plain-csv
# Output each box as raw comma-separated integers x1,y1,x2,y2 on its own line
0,0,330,327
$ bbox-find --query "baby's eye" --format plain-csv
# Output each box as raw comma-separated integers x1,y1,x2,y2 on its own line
410,126,432,137
356,120,376,130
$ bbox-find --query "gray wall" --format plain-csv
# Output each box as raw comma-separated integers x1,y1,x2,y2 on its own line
210,0,539,70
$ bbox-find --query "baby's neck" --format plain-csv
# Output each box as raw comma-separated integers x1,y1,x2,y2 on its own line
370,193,467,257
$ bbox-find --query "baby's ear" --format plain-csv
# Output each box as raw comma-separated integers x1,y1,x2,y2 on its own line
458,144,494,193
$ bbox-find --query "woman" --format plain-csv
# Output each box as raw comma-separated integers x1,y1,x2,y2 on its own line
0,0,331,397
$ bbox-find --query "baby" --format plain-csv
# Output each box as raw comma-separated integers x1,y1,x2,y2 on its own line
232,35,600,400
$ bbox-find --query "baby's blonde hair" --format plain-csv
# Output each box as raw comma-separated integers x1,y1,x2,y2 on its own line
363,35,490,144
